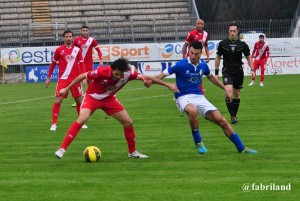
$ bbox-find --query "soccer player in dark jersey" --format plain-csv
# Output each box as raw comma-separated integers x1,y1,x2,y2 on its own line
215,23,255,124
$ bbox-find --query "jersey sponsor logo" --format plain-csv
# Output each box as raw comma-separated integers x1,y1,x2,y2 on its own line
8,49,21,63
188,76,199,83
65,54,75,62
230,44,237,52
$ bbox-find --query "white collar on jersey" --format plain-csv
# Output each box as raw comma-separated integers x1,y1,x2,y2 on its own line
187,57,201,68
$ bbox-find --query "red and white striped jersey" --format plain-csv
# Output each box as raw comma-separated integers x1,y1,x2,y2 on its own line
252,41,270,60
85,66,138,100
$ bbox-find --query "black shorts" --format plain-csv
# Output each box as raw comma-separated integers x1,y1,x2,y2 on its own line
222,66,244,89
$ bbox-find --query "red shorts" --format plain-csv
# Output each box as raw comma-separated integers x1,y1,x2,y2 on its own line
55,80,83,98
254,59,266,70
81,94,125,116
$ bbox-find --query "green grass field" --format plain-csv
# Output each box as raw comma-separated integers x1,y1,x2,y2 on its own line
0,75,299,201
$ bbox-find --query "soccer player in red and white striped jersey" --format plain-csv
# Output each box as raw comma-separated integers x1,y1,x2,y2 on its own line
45,30,86,131
249,35,270,87
73,26,103,72
54,58,178,159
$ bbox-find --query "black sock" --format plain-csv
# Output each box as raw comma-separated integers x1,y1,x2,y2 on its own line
232,98,240,117
225,98,234,117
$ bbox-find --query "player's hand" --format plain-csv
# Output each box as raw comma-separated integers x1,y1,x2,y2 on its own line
99,60,103,66
251,71,255,79
205,57,210,63
45,77,50,88
224,88,231,102
82,79,87,86
168,84,179,93
143,79,153,88
59,88,68,96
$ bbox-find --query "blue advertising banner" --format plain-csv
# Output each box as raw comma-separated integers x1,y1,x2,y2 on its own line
26,64,101,83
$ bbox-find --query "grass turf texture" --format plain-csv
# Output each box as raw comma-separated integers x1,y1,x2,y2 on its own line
0,75,299,201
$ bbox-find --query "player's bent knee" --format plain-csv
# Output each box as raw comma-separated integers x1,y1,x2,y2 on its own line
122,118,133,127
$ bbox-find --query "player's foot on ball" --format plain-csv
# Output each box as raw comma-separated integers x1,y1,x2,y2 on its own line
50,124,57,131
71,103,76,107
231,116,238,124
55,148,65,159
128,150,148,158
260,82,264,87
196,142,207,154
248,81,255,86
82,124,88,129
240,147,258,154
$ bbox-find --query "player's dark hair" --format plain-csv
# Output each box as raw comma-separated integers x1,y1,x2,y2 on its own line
63,30,73,37
111,58,129,72
191,40,203,50
228,23,239,30
259,34,265,38
81,25,89,29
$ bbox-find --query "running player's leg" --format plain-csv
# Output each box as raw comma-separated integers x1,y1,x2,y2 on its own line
260,60,266,86
106,98,148,158
55,95,97,159
231,69,243,123
50,96,64,131
249,60,259,86
177,95,206,154
205,110,257,154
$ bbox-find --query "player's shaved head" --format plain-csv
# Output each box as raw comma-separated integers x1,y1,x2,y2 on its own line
196,19,204,24
195,19,205,31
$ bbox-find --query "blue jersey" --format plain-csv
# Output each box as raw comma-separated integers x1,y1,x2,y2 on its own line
164,58,210,98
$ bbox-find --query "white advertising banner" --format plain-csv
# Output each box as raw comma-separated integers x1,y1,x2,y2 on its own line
207,56,300,76
1,38,299,66
98,43,158,62
137,62,176,78
158,38,300,61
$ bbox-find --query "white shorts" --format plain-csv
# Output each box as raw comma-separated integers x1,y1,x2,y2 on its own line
175,94,218,118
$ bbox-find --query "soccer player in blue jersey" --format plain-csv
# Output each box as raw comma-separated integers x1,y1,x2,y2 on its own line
157,41,257,154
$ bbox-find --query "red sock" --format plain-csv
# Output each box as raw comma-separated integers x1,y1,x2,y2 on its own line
52,103,61,124
76,104,81,115
124,126,136,154
60,121,82,150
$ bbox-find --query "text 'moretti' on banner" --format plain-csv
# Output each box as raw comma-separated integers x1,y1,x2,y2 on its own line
137,62,176,78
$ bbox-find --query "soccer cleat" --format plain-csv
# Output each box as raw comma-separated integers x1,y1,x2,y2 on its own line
55,148,66,159
248,81,255,86
240,147,258,154
231,116,238,124
50,124,57,131
260,82,264,87
196,142,207,154
72,103,76,107
82,124,88,129
128,150,149,158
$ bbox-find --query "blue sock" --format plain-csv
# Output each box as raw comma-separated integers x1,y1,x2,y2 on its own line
192,128,202,145
229,132,245,152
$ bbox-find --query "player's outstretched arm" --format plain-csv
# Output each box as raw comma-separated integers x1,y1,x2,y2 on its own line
59,73,86,96
206,74,231,100
139,75,179,93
